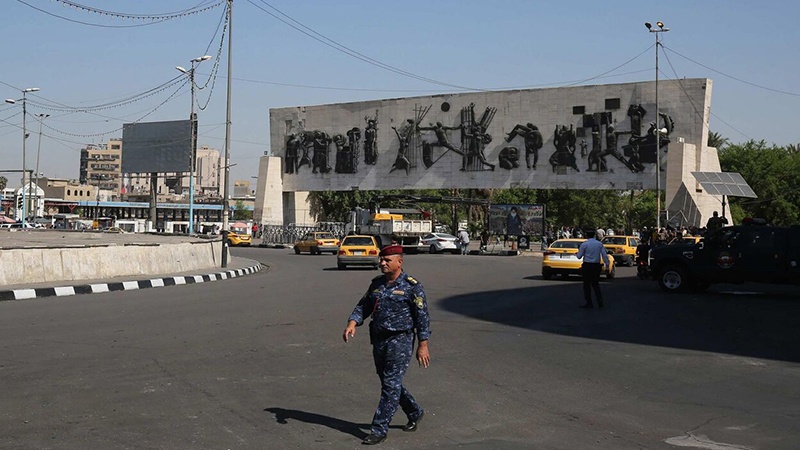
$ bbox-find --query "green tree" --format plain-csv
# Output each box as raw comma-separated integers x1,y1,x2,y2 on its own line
707,131,728,149
718,140,800,225
0,176,7,191
233,200,252,220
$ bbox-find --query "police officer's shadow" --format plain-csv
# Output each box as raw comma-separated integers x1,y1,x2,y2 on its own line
265,407,377,439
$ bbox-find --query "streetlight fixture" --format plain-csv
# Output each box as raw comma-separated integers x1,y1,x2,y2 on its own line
176,54,212,234
646,21,669,230
34,113,50,217
5,87,40,225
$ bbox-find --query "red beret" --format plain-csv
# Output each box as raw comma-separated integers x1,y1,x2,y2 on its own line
379,244,404,257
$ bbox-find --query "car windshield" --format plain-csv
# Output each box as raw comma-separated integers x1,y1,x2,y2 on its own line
551,241,582,249
343,237,374,246
603,237,627,245
315,233,335,239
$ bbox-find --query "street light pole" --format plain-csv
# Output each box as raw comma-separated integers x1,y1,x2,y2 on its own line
176,55,211,235
34,113,49,218
5,87,40,224
646,21,669,230
221,0,234,267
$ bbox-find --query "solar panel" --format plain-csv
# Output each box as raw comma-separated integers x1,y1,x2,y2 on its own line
691,172,758,198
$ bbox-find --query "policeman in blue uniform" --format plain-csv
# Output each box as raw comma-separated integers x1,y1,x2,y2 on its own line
343,244,431,445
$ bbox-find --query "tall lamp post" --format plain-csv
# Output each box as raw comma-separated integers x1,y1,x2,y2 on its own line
34,113,50,217
5,87,40,224
176,55,212,234
221,0,234,267
645,21,668,230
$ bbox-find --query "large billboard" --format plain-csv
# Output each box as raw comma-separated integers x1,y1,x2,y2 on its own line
269,79,712,192
121,119,193,173
488,204,545,238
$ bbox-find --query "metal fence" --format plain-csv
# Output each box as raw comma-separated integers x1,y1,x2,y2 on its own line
259,223,347,245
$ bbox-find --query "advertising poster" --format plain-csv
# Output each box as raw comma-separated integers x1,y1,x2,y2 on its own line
488,204,545,238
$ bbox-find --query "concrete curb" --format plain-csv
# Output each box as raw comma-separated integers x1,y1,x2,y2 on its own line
0,262,263,302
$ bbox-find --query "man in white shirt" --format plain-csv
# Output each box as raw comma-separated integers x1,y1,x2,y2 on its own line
457,229,470,255
576,229,610,308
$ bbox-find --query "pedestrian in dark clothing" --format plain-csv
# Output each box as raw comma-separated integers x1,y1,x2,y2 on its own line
576,229,610,308
343,244,431,445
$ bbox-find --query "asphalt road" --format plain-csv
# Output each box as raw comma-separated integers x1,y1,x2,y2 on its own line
1,248,798,450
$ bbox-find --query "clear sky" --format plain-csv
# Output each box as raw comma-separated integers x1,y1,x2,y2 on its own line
2,0,799,188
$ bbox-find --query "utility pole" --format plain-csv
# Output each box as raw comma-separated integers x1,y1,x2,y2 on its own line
5,87,40,224
221,0,233,267
34,113,49,217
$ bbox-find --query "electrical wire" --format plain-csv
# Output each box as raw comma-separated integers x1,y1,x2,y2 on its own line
247,0,481,91
28,76,185,113
53,0,221,19
195,7,229,111
662,45,800,97
248,0,655,94
199,67,655,94
15,0,224,28
39,78,189,138
659,50,752,141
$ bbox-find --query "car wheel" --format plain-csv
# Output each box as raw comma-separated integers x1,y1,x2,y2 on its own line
429,245,437,254
311,246,320,255
658,264,688,292
337,262,345,270
542,267,552,280
606,265,616,279
626,256,635,267
294,246,300,255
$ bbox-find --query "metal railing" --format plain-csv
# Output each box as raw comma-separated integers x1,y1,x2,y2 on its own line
259,223,347,245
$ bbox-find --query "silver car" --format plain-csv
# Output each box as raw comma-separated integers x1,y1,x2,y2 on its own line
420,233,459,254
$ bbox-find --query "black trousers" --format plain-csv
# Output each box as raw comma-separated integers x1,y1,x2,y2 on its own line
581,262,603,304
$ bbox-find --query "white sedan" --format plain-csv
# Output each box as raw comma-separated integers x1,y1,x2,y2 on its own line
420,233,459,254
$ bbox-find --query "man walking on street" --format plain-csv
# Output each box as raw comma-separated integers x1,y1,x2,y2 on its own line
576,229,610,309
343,245,431,445
458,228,470,255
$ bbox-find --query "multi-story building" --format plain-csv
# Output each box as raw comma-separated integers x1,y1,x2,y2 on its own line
125,145,222,200
79,139,122,198
233,179,252,198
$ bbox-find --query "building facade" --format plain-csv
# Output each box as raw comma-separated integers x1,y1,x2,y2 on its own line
79,139,122,198
126,145,221,200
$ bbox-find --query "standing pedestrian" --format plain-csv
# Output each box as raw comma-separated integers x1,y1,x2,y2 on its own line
343,245,431,445
576,229,610,309
458,228,470,255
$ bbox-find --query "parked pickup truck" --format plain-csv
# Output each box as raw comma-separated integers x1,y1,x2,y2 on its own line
648,219,800,292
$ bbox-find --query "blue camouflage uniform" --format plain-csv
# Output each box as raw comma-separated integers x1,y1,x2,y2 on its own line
348,271,431,437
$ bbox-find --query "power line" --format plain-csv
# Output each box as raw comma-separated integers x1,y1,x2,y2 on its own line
246,0,480,91
28,76,185,113
15,0,224,28
38,79,189,138
200,67,655,94
659,51,752,141
662,45,800,97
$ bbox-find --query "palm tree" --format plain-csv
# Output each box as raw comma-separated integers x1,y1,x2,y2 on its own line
707,131,728,149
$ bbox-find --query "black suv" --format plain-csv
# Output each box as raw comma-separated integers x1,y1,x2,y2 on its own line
648,219,800,292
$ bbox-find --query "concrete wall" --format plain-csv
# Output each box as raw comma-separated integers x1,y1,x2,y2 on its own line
0,240,226,286
252,156,284,225
270,79,712,193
